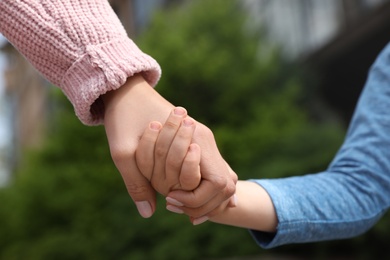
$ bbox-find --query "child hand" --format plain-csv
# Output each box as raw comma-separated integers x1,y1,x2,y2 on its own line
136,107,201,196
164,120,238,224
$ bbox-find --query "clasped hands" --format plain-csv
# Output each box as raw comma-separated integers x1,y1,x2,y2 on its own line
102,75,237,225
136,107,237,224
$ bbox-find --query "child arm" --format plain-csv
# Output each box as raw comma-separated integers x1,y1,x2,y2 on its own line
210,180,277,232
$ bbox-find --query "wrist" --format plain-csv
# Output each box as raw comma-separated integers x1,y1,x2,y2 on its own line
102,74,174,150
102,74,152,113
103,74,174,122
210,181,278,232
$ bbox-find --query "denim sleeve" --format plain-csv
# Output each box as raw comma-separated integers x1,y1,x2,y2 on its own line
249,42,390,249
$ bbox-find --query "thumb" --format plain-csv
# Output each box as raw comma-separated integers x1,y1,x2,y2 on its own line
114,152,157,218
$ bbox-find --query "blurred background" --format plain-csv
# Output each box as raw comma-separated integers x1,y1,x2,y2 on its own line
0,0,390,259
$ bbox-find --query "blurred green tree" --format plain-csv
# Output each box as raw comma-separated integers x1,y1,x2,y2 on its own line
138,0,344,180
0,0,367,259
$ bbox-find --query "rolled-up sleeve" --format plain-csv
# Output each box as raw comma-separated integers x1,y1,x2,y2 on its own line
0,0,161,125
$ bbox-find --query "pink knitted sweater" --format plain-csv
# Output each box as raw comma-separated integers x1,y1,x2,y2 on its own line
0,0,161,125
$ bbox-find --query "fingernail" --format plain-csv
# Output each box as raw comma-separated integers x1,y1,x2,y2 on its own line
193,216,209,225
182,118,194,127
174,107,186,116
149,122,161,131
166,197,184,206
166,205,184,214
135,201,153,218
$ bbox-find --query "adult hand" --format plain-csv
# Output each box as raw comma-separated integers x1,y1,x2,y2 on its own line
103,74,173,218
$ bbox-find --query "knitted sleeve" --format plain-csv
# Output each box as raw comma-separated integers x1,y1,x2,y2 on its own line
0,0,161,125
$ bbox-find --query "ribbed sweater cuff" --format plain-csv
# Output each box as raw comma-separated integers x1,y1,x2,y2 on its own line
61,37,161,125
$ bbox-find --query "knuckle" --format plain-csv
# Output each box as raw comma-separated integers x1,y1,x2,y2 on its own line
154,145,167,159
210,174,227,190
224,182,236,198
184,195,203,208
166,155,182,170
164,120,180,130
126,181,148,197
232,173,238,183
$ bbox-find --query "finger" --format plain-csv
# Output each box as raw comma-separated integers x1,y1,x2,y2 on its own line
185,188,233,218
182,166,235,208
166,168,235,217
167,188,232,219
168,178,219,208
112,148,157,218
135,121,162,180
152,107,187,195
166,117,197,190
178,143,201,191
125,160,157,218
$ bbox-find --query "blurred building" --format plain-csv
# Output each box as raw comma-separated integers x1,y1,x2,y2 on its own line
243,0,390,123
0,0,167,184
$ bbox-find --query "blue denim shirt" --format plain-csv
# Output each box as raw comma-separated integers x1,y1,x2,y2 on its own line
249,42,390,248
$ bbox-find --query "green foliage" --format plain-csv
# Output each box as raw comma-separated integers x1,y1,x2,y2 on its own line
138,0,344,180
0,94,259,260
0,0,366,259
